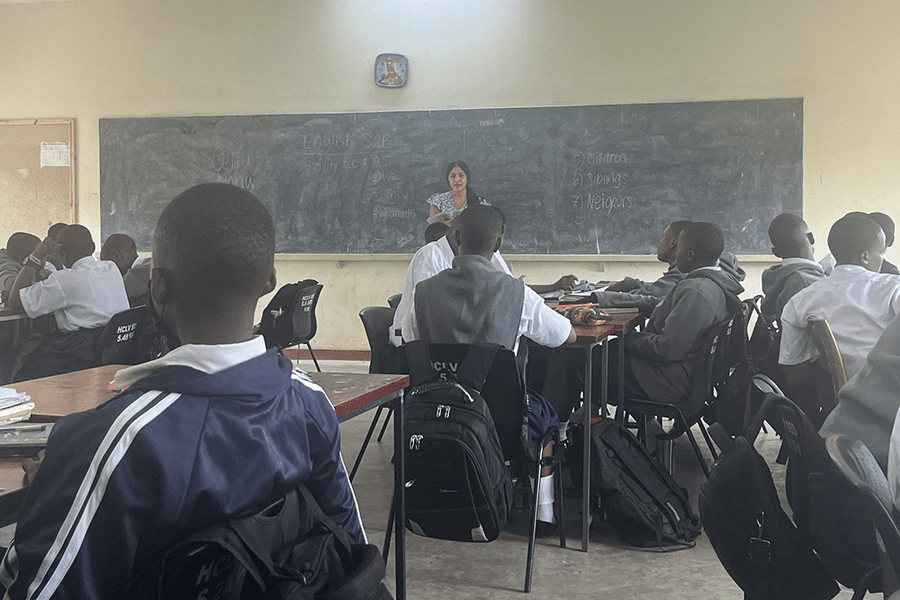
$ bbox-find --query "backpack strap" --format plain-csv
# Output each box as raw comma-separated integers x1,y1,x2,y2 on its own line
404,340,436,387
455,343,500,392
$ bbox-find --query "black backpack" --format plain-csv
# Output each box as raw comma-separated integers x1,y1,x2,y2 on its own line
258,279,320,349
402,340,513,542
153,485,392,600
569,417,702,548
699,395,839,600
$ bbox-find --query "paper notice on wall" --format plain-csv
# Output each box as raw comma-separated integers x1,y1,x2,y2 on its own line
40,142,70,167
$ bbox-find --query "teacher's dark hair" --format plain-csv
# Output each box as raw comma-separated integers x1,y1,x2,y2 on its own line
154,183,275,302
445,160,485,207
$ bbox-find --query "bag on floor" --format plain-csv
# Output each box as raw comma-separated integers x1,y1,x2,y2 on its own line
572,417,701,548
402,340,513,542
699,396,839,600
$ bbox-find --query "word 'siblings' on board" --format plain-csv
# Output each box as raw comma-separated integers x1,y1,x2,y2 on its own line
572,192,633,215
212,148,251,172
572,172,628,189
572,151,627,169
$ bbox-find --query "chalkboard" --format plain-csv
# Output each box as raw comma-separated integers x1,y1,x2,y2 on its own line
99,99,802,255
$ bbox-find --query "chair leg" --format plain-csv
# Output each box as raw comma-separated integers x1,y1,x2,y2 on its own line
306,343,321,372
525,469,540,593
383,491,395,562
683,424,711,477
555,452,566,550
349,406,385,481
377,407,393,442
697,419,719,461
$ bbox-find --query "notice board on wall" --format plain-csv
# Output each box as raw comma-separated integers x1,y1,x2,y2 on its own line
0,119,75,243
99,99,802,255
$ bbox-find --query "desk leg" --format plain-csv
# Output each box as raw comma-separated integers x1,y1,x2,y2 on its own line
393,391,406,600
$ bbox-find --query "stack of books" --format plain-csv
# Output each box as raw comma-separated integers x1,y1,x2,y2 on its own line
0,387,34,425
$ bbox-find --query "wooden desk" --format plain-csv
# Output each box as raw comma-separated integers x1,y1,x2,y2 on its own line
0,366,409,532
571,311,644,553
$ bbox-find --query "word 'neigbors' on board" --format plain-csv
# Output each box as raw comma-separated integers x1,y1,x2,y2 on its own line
572,192,633,215
373,206,417,221
573,151,627,168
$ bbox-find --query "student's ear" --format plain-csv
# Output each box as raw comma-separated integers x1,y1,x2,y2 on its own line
860,250,871,267
150,268,170,307
687,249,696,264
493,235,502,253
260,269,277,298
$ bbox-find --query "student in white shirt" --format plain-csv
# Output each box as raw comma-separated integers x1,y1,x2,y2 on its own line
6,225,129,381
390,216,577,347
780,214,900,425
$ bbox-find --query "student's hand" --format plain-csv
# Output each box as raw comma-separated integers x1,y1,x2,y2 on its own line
23,449,45,485
33,237,61,261
604,279,628,292
553,274,578,292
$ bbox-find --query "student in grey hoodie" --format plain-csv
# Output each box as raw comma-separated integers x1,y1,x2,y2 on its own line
592,220,690,315
546,222,744,420
760,213,825,324
0,233,44,303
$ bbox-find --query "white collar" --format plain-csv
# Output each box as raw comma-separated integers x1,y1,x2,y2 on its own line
114,335,267,390
71,256,95,269
782,257,821,267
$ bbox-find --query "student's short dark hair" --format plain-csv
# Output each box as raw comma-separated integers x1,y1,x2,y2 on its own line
828,214,884,264
57,225,95,261
424,222,450,244
47,223,67,241
682,222,724,264
668,220,692,238
869,212,895,247
455,204,503,256
768,213,808,255
6,232,40,264
154,183,275,299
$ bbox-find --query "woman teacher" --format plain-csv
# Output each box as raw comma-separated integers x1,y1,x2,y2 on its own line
427,161,488,221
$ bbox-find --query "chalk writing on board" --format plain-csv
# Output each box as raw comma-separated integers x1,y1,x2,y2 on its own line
100,98,803,255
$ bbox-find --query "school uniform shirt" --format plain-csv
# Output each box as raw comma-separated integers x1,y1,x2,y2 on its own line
823,314,900,473
407,254,572,354
760,257,825,323
122,256,152,303
18,256,129,333
779,264,900,379
389,236,512,347
0,336,364,600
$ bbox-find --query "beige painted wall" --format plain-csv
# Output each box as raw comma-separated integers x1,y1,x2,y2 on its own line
2,0,898,349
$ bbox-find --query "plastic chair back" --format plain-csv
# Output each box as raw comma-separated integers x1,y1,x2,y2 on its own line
288,284,323,347
827,434,900,596
359,306,405,374
94,305,150,366
387,294,402,309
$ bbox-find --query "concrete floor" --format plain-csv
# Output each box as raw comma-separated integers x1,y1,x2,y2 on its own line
304,359,859,600
0,359,859,599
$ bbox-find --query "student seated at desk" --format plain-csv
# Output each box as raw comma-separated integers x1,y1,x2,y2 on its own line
780,214,900,426
545,222,744,422
0,233,53,304
592,220,691,314
100,233,152,306
760,213,825,325
390,210,578,347
5,225,129,383
0,183,364,599
868,211,900,275
405,204,575,535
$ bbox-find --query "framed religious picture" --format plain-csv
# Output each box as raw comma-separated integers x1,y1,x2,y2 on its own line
374,54,408,88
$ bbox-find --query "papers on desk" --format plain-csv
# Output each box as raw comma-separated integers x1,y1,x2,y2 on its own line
0,387,34,425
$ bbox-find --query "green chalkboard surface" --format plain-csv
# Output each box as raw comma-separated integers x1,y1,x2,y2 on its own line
99,98,802,254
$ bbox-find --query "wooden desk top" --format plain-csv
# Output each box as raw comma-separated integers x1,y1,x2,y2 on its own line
0,365,408,523
572,311,644,344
